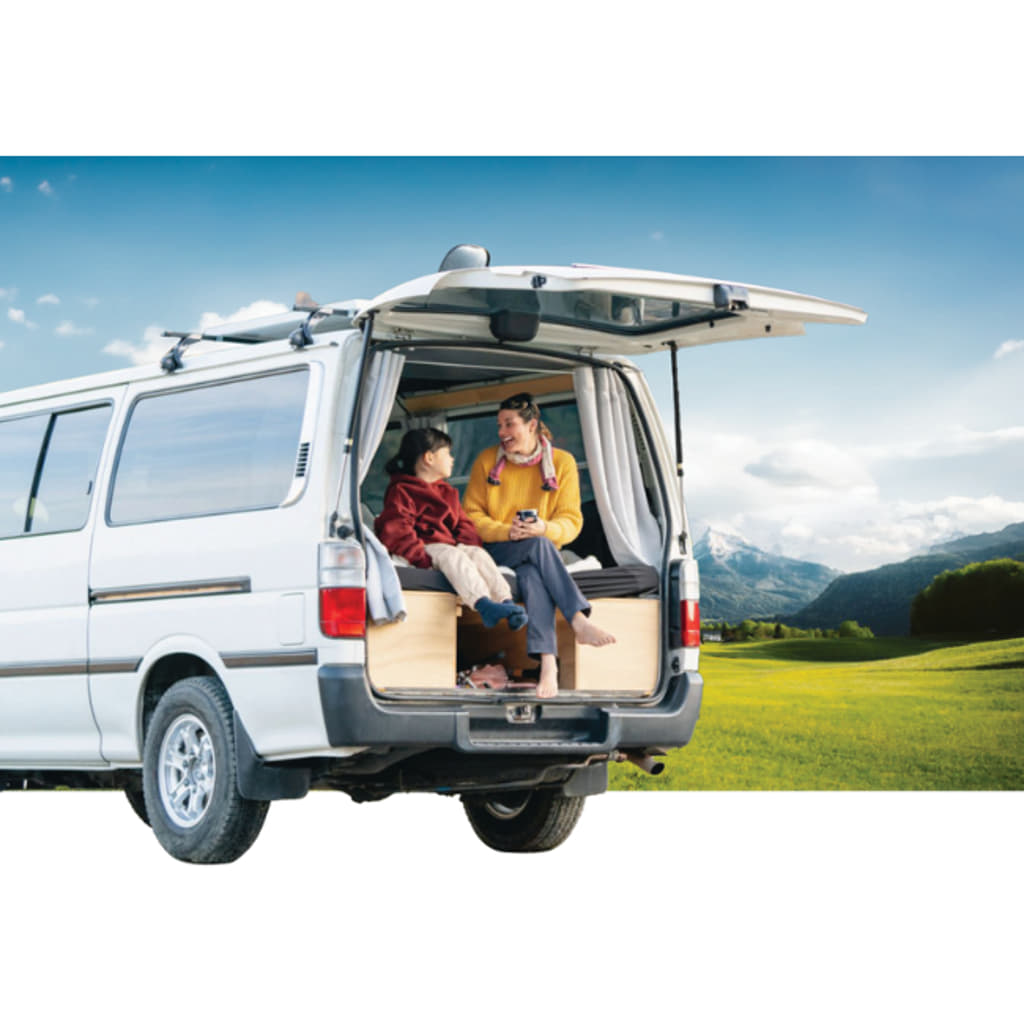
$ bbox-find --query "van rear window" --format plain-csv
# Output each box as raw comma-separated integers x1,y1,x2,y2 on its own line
0,405,111,539
0,414,51,539
109,369,309,525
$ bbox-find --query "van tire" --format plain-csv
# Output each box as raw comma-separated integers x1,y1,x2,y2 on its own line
124,780,150,826
143,676,269,864
462,790,584,852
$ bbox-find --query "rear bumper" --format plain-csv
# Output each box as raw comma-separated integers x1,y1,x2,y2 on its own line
317,666,703,756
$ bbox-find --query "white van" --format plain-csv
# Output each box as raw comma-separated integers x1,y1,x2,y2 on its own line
0,247,865,863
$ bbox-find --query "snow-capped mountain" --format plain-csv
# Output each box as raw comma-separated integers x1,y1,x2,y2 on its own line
696,527,752,561
694,527,839,623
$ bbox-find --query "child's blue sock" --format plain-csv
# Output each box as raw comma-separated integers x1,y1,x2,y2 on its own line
504,602,528,632
474,597,508,628
475,597,528,631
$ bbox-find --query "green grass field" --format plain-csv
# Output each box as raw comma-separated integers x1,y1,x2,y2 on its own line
610,636,1024,791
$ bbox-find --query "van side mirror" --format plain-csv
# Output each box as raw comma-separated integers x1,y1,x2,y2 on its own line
438,244,491,272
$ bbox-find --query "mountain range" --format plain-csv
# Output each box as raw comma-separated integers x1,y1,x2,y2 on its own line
695,528,839,623
790,521,1024,635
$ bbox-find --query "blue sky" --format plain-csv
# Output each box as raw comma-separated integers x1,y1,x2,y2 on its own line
2,156,1022,571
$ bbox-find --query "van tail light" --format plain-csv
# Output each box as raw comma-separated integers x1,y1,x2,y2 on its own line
683,600,701,648
319,587,367,638
669,559,701,649
319,541,366,639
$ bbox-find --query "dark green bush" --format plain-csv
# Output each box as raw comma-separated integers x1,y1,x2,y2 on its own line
910,559,1024,636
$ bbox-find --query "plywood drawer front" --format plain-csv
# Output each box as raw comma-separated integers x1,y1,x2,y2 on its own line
563,597,660,693
367,591,457,689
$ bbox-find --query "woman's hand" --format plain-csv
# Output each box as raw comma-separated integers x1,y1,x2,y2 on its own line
508,516,548,541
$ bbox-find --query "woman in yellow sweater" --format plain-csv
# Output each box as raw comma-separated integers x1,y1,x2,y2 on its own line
463,392,615,698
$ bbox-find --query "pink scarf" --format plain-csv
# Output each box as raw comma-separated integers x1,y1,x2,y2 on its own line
487,436,558,491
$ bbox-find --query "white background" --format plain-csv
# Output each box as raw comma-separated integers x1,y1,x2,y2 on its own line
2,790,1020,1022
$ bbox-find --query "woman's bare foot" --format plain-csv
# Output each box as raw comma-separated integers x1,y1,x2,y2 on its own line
536,654,558,698
571,611,616,647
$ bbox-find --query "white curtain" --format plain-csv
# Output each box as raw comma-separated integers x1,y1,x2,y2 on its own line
357,349,407,624
574,366,662,567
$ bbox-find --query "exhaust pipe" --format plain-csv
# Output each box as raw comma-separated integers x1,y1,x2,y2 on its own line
626,752,665,775
611,751,666,776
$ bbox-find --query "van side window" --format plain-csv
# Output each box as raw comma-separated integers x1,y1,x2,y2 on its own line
109,369,309,525
31,405,112,534
0,414,50,539
0,405,111,539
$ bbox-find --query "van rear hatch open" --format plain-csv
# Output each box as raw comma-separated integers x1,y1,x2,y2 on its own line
354,263,867,353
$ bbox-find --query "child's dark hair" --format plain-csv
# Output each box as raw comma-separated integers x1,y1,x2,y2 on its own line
385,427,452,475
499,392,553,441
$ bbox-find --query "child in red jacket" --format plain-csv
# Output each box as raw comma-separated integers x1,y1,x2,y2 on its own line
374,428,527,631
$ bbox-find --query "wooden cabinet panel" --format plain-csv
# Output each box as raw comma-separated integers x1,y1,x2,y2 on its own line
367,591,458,689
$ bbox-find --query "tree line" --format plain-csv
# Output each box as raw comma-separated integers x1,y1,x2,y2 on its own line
703,619,875,642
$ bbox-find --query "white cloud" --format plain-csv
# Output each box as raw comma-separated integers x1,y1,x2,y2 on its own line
744,439,877,496
7,307,38,329
995,339,1024,359
103,325,173,366
103,300,289,368
682,420,1024,572
37,293,60,305
37,180,54,196
650,230,664,241
197,299,289,332
0,177,11,192
833,495,1024,565
84,297,100,307
860,424,1024,462
781,520,814,541
56,320,94,336
0,287,16,301
0,340,5,350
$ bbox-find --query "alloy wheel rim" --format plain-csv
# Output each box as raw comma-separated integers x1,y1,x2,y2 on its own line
158,713,216,828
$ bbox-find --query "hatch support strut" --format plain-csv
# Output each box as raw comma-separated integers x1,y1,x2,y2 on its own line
669,340,687,551
668,341,683,479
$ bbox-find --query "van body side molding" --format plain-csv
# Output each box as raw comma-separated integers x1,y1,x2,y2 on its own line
89,576,252,605
221,650,319,669
0,659,140,677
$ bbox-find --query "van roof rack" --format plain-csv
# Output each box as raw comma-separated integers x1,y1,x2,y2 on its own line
159,295,366,373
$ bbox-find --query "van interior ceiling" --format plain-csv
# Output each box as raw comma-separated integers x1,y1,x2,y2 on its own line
359,342,666,699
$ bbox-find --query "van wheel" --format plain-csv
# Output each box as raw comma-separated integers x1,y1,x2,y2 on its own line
462,790,584,852
143,676,269,864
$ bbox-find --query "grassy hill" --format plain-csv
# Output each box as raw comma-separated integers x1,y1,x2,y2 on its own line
610,636,1024,790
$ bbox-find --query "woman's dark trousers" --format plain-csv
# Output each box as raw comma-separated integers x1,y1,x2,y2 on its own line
485,537,590,656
